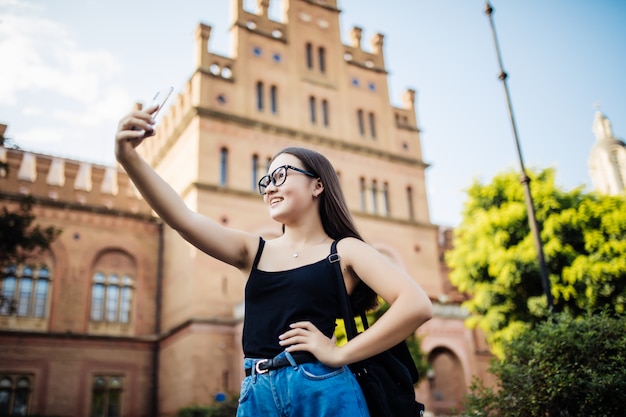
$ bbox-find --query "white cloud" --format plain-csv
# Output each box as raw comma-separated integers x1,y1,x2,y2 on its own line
17,127,68,145
50,85,133,128
0,10,122,105
0,2,133,164
22,106,43,116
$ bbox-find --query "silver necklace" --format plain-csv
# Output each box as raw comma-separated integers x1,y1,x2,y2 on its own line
292,237,327,258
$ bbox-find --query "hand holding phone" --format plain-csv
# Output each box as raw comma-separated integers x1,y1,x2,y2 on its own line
149,87,174,119
128,87,173,141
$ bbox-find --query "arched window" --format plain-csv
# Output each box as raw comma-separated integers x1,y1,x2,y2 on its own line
270,85,278,114
309,96,317,124
371,180,378,214
220,148,228,186
91,376,123,417
318,46,326,74
369,112,376,139
407,186,415,220
359,177,366,211
305,42,313,69
0,375,32,415
256,81,264,111
90,251,136,327
321,99,329,127
251,154,259,191
91,272,134,324
382,182,390,216
357,109,365,136
0,377,11,414
1,265,50,318
428,348,465,413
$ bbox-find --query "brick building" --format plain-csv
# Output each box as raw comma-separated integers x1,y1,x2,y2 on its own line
0,1,492,415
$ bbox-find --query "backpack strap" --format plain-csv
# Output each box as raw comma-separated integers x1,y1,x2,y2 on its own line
329,240,359,340
250,237,265,271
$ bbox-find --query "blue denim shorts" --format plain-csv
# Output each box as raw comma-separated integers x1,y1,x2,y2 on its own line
237,351,370,417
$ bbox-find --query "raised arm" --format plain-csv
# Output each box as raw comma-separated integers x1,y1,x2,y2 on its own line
115,104,259,270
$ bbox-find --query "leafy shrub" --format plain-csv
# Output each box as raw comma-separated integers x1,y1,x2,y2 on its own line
463,312,626,417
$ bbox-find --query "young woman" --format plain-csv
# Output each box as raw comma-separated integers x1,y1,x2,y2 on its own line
115,103,433,417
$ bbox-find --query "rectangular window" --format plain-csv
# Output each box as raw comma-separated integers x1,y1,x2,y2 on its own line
371,180,378,214
91,284,105,321
318,46,326,74
0,276,16,315
1,266,50,318
119,287,132,324
270,85,277,114
33,280,48,317
105,286,119,322
322,100,329,127
309,96,317,124
357,110,365,136
16,278,32,316
256,81,264,111
359,178,366,211
383,182,390,216
305,43,313,69
0,375,32,415
91,376,123,417
407,186,415,220
251,155,259,191
220,148,228,186
369,112,376,139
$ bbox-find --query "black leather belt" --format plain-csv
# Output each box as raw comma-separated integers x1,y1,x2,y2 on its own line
245,352,316,376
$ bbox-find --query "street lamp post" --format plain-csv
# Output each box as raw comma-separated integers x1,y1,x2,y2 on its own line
484,1,554,312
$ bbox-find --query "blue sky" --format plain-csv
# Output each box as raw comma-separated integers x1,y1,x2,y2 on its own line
1,0,625,227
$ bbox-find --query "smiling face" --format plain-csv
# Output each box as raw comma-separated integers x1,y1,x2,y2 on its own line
263,153,322,224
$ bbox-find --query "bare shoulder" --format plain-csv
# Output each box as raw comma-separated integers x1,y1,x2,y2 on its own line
336,237,380,266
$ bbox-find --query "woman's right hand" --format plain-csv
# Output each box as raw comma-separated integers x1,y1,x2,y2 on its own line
114,103,159,163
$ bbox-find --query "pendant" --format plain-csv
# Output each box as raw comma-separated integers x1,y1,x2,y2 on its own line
293,252,299,258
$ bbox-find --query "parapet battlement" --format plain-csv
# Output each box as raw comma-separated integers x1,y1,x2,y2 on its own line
0,143,152,216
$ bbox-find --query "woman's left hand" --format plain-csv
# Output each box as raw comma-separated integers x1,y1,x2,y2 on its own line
279,321,345,368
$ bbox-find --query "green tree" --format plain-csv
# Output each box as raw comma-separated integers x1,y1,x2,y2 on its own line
462,313,626,417
0,196,62,313
446,168,626,357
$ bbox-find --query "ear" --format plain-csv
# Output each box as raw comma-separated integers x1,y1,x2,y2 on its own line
313,178,324,197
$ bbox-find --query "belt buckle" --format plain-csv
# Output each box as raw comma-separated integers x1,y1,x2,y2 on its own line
255,359,269,374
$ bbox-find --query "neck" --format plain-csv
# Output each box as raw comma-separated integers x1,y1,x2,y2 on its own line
282,227,329,258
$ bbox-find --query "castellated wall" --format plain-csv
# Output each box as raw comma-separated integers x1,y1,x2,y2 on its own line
0,145,151,216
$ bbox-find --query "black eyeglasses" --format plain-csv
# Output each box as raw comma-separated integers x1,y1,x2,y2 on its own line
258,165,317,195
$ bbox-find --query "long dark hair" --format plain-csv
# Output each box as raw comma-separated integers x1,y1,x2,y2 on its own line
273,147,378,314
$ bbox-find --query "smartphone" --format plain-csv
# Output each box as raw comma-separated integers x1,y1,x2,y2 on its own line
128,87,174,140
149,86,174,119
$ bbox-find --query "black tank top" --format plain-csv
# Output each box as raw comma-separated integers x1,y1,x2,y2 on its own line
242,238,340,358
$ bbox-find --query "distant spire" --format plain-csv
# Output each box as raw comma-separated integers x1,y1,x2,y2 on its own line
593,110,614,141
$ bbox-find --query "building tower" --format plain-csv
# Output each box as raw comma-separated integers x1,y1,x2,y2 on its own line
589,111,626,195
1,1,492,415
142,0,443,412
